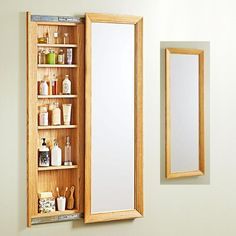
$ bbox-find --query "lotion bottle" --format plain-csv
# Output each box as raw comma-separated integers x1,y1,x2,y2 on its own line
38,138,50,167
51,139,62,166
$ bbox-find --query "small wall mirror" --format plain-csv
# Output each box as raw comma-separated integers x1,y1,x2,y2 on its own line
165,48,205,179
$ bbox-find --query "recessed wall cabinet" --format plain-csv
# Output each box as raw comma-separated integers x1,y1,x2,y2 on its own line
27,12,143,226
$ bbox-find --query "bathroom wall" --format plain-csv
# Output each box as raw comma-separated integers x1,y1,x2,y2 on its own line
1,0,236,235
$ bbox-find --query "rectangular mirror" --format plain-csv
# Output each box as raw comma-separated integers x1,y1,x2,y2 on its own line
165,48,205,179
85,13,143,223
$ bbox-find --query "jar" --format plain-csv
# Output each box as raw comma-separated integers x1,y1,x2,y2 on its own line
53,32,59,44
39,106,48,126
57,49,65,64
63,33,69,44
52,102,61,125
38,50,46,64
47,49,56,64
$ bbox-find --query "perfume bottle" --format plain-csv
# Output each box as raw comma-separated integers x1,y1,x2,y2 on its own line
62,75,71,95
64,136,72,166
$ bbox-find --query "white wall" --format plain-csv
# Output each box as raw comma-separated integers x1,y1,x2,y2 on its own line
0,0,236,235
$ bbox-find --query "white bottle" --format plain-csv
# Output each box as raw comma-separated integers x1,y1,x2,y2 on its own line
62,75,71,95
52,102,61,125
39,80,49,95
51,139,62,166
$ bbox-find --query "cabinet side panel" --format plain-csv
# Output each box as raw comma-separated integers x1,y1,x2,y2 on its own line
77,23,85,213
27,12,38,226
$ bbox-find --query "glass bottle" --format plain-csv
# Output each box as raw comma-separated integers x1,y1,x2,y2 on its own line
45,31,49,44
57,49,65,64
64,136,72,166
62,75,71,95
53,32,59,44
52,102,61,125
51,74,58,95
63,33,69,44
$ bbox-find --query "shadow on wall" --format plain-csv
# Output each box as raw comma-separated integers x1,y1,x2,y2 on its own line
160,41,210,185
18,12,27,231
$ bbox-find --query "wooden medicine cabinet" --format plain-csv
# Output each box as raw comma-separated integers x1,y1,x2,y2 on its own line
27,12,143,226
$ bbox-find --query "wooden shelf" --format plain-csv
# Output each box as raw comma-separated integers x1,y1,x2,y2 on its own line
38,165,78,171
37,43,77,48
38,125,77,130
38,64,77,68
38,95,78,99
32,210,79,219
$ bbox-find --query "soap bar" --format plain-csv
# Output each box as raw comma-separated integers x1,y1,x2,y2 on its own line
38,192,53,199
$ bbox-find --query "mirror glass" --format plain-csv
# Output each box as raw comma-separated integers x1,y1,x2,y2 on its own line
170,54,199,172
91,23,135,213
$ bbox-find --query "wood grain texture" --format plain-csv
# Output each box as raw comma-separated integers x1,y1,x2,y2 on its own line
27,12,85,226
85,13,143,223
27,12,38,227
85,13,142,24
165,48,205,179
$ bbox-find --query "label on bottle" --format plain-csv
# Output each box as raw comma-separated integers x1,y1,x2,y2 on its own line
39,151,50,167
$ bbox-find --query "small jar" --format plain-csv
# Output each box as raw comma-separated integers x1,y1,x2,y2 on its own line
47,49,56,64
52,102,61,126
38,50,46,64
57,49,65,64
39,106,48,126
53,32,59,44
63,33,69,44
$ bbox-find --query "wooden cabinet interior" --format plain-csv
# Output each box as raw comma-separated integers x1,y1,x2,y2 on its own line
27,12,85,226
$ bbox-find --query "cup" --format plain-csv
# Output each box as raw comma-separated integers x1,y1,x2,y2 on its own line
57,197,66,211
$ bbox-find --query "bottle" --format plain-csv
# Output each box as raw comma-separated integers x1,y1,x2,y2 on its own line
39,106,48,126
63,33,69,44
39,79,49,95
38,50,43,64
51,139,62,166
52,102,61,125
62,75,71,95
51,74,58,95
66,48,73,64
64,136,72,166
38,138,50,167
45,31,49,44
47,49,56,64
57,49,65,64
53,32,59,44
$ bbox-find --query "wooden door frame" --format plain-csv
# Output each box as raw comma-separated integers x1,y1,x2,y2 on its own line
85,13,143,223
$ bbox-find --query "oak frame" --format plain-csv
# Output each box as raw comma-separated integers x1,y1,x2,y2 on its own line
85,13,143,223
165,48,205,179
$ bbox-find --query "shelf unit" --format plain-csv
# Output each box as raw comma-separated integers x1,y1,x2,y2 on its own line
38,165,78,171
37,43,78,48
27,12,85,226
38,95,78,99
38,64,78,68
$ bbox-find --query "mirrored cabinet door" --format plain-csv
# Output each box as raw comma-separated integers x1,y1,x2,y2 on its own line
85,13,143,223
